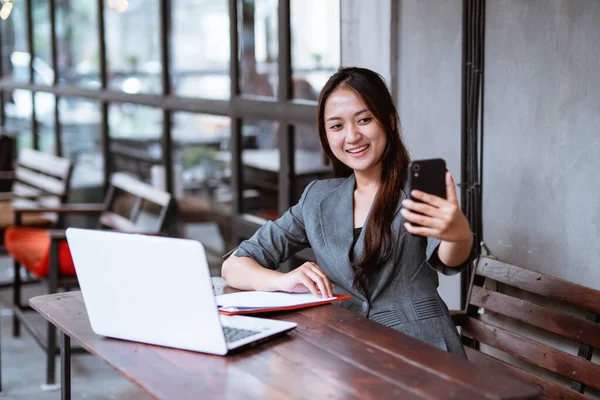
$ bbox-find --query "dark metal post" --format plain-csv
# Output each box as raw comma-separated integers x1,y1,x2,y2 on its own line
12,213,21,337
277,0,293,215
159,0,173,195
25,0,38,149
46,239,60,385
60,333,71,400
229,0,242,218
49,0,62,156
0,11,4,128
460,0,485,309
97,0,110,191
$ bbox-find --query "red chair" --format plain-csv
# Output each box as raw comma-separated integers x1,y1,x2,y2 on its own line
5,172,172,387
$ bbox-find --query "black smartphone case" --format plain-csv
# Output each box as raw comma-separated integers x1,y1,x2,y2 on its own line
407,158,447,200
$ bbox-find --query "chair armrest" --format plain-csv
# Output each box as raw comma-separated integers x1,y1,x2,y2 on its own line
0,192,52,201
13,203,106,215
48,228,166,241
449,310,467,326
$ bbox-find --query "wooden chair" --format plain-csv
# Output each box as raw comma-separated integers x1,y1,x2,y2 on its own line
453,256,600,399
5,172,172,387
0,148,73,248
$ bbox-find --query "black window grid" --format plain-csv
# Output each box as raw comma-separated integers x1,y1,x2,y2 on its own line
0,0,340,239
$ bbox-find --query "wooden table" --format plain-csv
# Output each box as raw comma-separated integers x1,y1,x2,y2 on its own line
30,290,539,400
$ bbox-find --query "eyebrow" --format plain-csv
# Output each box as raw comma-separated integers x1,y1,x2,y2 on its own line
326,108,369,122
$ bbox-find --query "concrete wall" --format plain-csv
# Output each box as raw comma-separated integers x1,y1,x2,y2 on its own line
342,0,600,309
340,0,392,81
483,0,600,288
395,0,464,310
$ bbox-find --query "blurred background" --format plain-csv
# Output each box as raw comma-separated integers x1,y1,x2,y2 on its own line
0,0,340,271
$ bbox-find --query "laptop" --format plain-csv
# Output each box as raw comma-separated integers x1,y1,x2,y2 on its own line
65,228,297,355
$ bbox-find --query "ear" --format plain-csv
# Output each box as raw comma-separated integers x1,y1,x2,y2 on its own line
390,116,396,131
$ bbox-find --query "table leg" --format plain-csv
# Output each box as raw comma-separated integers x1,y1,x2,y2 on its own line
60,332,71,400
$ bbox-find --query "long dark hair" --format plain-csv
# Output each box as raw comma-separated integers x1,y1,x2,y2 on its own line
317,67,411,297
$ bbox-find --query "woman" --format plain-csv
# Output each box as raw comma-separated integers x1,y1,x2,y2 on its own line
222,67,475,356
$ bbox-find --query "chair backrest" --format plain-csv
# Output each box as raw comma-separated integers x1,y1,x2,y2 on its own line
13,149,73,223
462,256,600,398
98,172,172,234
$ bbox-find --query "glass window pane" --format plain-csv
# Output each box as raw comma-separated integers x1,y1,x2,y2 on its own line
292,123,331,202
59,97,104,189
291,0,340,100
2,0,30,83
3,90,32,151
171,0,230,99
239,0,278,98
37,92,56,154
172,112,232,273
32,0,54,85
108,104,162,183
56,0,100,87
241,120,278,218
106,1,161,94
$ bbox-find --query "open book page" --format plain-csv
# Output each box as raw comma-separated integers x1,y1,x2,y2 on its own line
216,291,337,311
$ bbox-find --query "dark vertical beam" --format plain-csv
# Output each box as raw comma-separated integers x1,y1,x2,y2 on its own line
60,333,71,400
229,0,240,98
277,0,293,215
49,0,61,157
477,0,485,247
97,0,110,190
460,0,470,309
0,12,4,128
25,0,38,149
159,0,173,194
229,0,242,218
460,0,485,309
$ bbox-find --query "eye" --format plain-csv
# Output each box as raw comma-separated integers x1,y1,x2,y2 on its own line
329,124,342,130
358,117,372,124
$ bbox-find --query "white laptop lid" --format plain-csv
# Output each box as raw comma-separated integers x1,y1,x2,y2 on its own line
66,228,229,355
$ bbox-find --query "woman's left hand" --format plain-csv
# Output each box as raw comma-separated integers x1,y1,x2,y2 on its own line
400,172,472,243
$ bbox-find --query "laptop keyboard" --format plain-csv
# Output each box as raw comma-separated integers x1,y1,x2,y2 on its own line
222,326,262,343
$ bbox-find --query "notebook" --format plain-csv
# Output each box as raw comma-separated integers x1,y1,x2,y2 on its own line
216,291,351,315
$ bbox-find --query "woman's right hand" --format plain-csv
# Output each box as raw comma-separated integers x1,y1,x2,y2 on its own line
273,262,334,298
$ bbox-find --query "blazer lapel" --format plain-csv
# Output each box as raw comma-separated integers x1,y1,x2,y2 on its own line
368,184,409,301
318,175,359,295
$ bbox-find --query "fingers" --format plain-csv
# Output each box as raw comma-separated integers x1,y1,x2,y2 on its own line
400,208,440,229
305,269,330,298
401,199,441,218
445,172,458,204
410,189,445,207
297,274,321,298
309,262,333,298
302,262,333,298
404,222,438,237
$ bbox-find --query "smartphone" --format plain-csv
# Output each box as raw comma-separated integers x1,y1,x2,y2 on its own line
407,158,447,201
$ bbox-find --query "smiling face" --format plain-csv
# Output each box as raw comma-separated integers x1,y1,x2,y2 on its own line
324,87,388,178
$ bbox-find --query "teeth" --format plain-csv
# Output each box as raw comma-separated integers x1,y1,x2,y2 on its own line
347,145,369,154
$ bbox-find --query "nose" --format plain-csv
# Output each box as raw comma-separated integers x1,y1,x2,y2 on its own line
345,124,362,144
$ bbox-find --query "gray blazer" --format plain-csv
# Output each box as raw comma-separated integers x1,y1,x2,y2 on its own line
230,174,474,357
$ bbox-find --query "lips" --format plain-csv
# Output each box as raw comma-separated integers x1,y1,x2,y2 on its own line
346,144,369,154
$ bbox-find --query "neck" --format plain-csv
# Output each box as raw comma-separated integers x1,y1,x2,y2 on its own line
354,167,381,195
